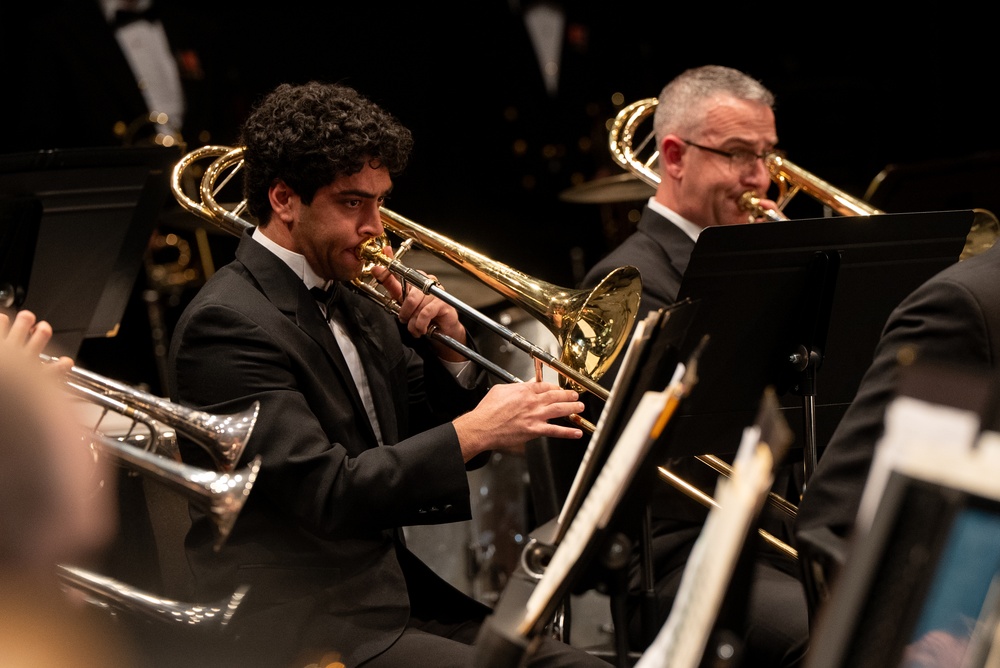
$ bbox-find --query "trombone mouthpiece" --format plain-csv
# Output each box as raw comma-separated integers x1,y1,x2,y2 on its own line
739,191,785,222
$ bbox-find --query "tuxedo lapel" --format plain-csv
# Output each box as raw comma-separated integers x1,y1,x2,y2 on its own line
337,291,397,445
235,235,379,445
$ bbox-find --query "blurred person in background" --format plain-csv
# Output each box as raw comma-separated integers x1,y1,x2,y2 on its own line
0,309,135,667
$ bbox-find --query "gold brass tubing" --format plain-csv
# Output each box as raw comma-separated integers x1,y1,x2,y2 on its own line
657,465,798,560
696,454,799,519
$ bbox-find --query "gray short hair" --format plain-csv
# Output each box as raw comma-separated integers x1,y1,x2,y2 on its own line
653,65,775,144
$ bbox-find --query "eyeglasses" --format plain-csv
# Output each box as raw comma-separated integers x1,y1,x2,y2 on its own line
682,139,783,172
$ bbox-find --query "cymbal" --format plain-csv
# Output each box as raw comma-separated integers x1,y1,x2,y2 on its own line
559,173,655,204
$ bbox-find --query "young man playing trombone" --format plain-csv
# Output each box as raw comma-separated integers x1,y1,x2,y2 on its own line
167,81,607,668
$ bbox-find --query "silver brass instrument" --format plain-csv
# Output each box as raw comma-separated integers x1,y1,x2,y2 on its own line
57,564,249,630
171,146,642,408
93,433,261,552
45,353,259,473
53,370,259,626
35,336,259,625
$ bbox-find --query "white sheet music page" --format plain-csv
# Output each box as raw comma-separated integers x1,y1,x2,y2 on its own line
519,364,684,635
855,395,980,536
634,424,774,668
557,313,653,529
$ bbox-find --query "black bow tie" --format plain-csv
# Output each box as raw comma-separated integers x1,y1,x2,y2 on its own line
112,5,160,29
310,284,342,321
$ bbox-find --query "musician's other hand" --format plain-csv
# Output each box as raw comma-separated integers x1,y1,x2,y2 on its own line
752,197,784,222
0,310,74,373
370,245,467,360
453,381,584,461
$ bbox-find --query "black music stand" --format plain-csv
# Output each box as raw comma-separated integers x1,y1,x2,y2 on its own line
0,145,180,356
666,209,975,477
0,194,42,309
474,300,699,668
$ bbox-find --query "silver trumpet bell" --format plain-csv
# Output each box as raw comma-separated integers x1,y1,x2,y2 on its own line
46,354,259,473
57,564,249,630
94,434,261,552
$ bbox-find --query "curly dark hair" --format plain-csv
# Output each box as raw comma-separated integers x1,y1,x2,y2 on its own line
238,81,414,224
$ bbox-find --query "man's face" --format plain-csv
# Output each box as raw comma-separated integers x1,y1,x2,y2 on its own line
289,164,392,282
670,96,778,228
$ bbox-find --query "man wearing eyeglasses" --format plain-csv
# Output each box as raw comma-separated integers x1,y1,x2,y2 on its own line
578,65,808,667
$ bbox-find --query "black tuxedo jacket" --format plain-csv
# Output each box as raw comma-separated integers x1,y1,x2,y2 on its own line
796,238,1000,541
168,232,489,666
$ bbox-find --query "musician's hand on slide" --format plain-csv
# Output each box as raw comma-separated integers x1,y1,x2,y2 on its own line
453,381,584,461
370,244,468,361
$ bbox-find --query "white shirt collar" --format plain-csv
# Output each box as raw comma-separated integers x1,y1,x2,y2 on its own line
252,227,331,292
647,198,703,243
100,0,154,24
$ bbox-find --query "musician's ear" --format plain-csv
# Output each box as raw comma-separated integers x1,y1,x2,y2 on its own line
268,179,296,225
661,135,686,178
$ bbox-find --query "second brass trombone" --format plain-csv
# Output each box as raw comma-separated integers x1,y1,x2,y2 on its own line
608,97,883,221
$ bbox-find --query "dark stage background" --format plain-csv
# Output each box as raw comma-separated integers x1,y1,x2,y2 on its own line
3,1,1000,393
3,1,1000,634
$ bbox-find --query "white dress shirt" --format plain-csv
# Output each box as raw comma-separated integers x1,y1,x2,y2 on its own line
647,197,704,242
252,229,477,445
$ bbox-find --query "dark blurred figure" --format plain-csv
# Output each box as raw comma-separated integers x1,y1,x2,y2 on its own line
3,0,227,152
2,0,246,397
0,309,137,667
369,1,659,288
795,238,1000,578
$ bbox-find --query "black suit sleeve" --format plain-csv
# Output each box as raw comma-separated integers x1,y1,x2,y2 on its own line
172,298,481,536
796,267,994,540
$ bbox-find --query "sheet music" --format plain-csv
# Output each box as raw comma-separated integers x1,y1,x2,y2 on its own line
519,364,686,635
895,429,1000,502
634,424,775,668
556,311,655,530
856,396,981,536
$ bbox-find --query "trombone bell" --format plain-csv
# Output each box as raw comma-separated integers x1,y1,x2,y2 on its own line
377,207,642,389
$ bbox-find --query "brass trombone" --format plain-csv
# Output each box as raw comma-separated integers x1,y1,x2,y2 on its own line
171,146,642,409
